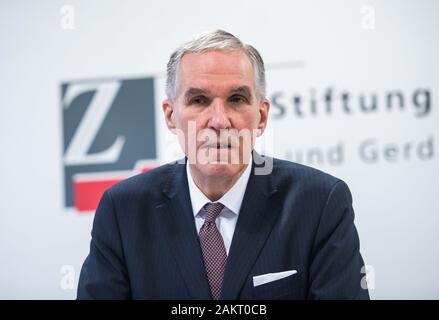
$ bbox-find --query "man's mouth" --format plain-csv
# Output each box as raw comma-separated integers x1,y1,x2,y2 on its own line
204,143,232,149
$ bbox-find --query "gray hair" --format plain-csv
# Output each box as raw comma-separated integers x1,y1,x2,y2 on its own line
166,30,266,101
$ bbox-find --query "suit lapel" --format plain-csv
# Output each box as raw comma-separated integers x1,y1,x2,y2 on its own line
155,160,211,299
220,152,281,299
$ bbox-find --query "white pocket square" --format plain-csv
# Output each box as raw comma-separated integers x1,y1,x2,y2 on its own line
253,270,298,287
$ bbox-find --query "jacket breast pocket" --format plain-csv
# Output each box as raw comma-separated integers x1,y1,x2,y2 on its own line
252,273,298,300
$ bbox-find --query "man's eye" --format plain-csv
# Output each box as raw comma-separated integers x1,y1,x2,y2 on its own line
190,96,209,105
229,95,247,104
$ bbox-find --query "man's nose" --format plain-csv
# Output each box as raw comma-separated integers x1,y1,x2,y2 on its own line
207,99,232,130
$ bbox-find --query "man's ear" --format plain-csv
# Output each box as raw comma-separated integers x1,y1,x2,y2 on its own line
257,98,270,136
162,99,177,134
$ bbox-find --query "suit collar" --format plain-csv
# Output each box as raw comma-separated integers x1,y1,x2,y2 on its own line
185,153,253,216
162,151,275,200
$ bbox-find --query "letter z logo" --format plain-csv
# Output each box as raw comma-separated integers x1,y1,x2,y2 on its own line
61,77,157,212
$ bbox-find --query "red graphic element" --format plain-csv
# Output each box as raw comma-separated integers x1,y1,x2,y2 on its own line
73,165,156,213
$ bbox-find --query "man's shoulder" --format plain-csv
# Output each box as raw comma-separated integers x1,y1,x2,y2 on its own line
272,157,339,181
270,156,343,192
269,156,353,210
105,160,183,199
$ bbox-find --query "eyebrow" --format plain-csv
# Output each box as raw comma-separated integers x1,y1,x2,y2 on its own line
184,88,210,102
183,86,253,101
229,86,252,98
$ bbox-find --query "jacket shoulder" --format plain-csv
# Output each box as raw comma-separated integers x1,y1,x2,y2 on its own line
271,157,345,194
105,161,181,200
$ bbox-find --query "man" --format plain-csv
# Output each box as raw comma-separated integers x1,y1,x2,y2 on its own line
77,30,369,300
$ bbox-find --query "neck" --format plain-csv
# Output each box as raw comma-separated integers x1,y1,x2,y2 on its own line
188,164,249,202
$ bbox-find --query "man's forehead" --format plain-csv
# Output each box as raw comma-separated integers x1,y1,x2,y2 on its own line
177,50,255,96
180,50,254,76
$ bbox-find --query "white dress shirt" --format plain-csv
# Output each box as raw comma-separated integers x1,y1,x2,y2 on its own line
186,155,252,255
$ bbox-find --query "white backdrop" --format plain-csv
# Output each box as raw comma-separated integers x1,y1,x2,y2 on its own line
1,0,438,299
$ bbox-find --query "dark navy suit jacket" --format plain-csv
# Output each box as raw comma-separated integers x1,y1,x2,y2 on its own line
77,152,369,299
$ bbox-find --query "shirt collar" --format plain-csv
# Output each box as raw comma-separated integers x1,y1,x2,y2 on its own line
186,154,253,217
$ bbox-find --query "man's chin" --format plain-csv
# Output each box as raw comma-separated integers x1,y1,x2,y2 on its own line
186,147,252,177
194,161,247,178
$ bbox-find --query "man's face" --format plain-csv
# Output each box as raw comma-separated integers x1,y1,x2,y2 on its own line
163,49,270,179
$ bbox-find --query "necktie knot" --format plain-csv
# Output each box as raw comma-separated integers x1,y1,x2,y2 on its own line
203,202,224,223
